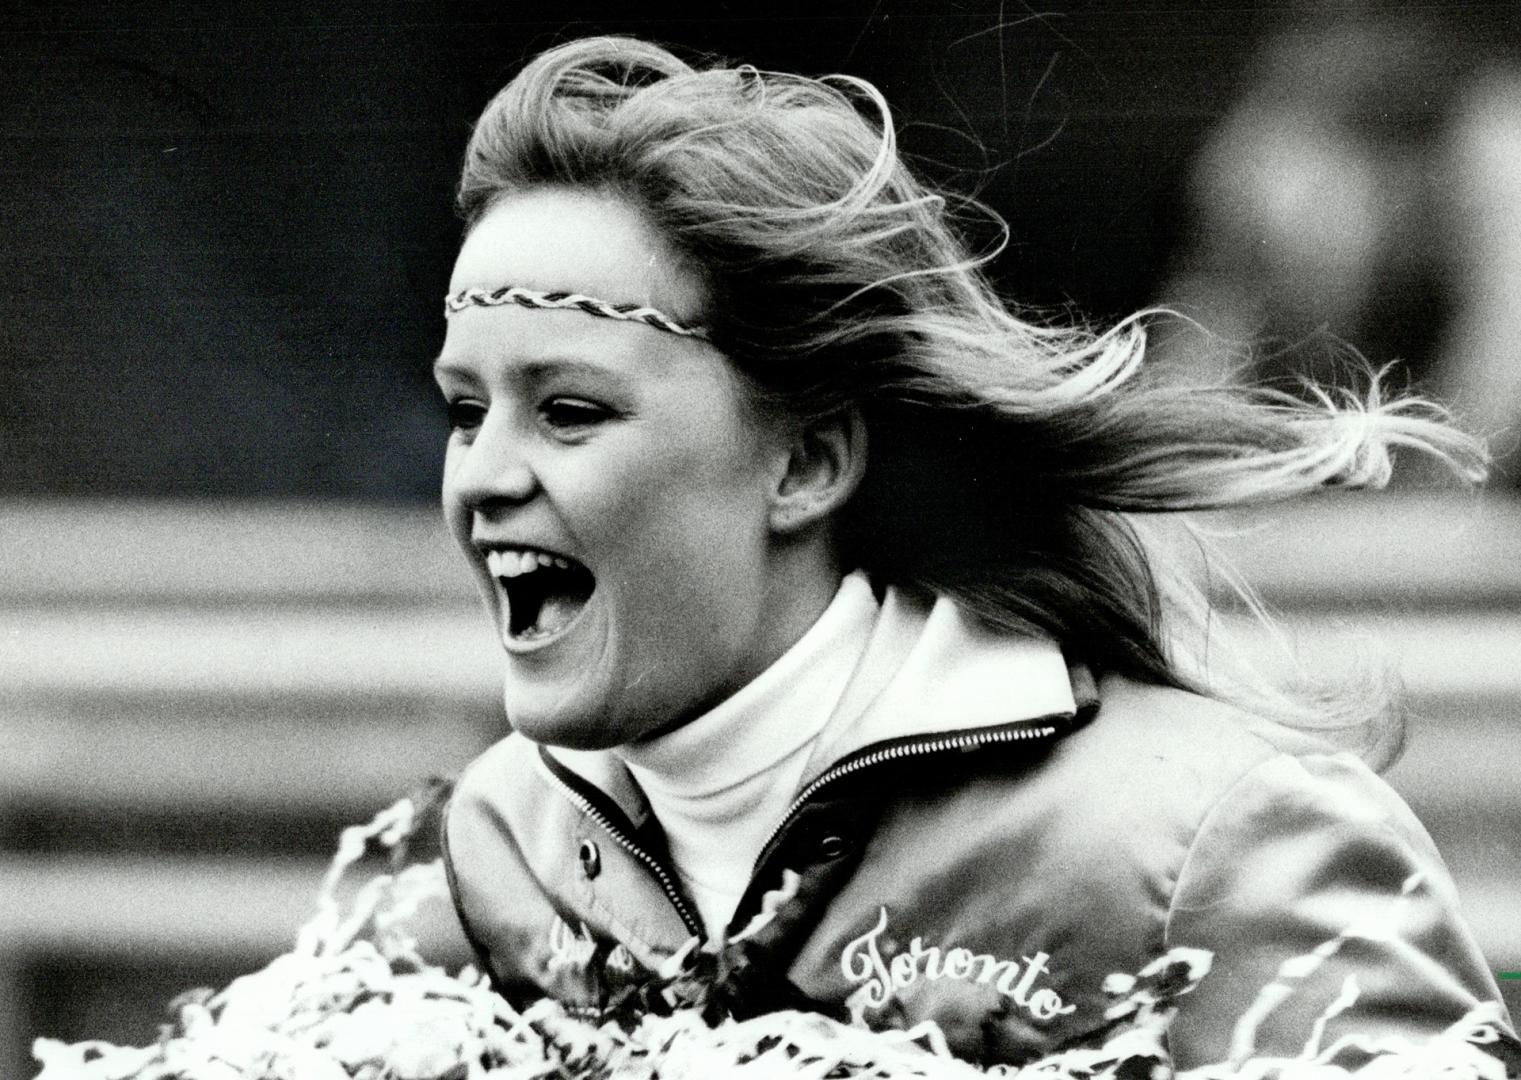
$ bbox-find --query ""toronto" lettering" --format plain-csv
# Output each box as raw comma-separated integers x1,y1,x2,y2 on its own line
841,908,1076,1021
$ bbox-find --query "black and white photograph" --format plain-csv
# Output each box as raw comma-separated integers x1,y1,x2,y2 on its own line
4,2,1519,1076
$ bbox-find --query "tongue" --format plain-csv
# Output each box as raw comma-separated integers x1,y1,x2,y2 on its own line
532,589,586,637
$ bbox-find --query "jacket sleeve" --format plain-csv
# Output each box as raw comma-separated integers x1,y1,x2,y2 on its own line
1163,750,1512,1071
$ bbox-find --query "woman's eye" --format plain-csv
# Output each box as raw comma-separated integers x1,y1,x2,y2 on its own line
540,398,613,430
446,399,487,432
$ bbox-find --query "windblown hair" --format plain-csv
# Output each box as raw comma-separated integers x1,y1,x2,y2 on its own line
457,36,1487,762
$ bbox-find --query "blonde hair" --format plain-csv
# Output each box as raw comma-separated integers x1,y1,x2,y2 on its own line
457,36,1487,762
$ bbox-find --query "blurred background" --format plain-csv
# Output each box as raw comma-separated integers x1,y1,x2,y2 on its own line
3,1,1518,1073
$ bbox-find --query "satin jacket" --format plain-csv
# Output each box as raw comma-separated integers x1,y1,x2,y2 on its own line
443,590,1512,1070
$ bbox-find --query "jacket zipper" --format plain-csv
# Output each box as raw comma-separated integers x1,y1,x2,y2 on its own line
546,720,1060,942
755,721,1060,868
542,766,706,940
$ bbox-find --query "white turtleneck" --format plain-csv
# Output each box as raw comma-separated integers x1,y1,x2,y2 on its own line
614,572,880,939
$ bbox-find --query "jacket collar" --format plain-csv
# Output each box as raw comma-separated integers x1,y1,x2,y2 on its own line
542,584,1095,826
798,585,1085,779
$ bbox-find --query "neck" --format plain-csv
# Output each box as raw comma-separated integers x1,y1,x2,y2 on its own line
614,571,880,937
642,544,844,745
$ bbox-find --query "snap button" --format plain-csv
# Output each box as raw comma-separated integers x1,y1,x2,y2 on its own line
818,834,850,859
578,839,601,880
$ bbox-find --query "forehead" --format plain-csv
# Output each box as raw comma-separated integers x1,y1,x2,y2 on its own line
438,190,743,408
449,188,706,324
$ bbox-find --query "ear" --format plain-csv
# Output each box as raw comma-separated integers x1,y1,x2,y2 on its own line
768,407,868,535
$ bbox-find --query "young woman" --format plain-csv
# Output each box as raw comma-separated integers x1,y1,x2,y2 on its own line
435,36,1513,1070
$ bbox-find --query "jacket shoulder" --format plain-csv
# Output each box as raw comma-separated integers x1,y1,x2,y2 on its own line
445,731,575,922
451,731,545,813
1032,674,1325,850
1085,672,1332,769
928,675,1340,977
443,733,576,990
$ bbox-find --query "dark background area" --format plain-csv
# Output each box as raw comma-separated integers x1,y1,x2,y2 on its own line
11,1,1516,500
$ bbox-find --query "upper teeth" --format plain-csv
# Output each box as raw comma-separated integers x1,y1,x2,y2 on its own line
485,549,572,578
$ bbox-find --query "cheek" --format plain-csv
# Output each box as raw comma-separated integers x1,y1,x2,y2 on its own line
603,466,774,636
613,446,770,552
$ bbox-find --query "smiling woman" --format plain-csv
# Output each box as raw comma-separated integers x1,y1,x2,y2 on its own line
437,35,1515,1073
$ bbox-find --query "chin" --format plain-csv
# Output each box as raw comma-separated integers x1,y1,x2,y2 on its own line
502,689,624,751
499,647,715,750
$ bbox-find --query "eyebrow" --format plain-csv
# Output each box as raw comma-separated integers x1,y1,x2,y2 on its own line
431,354,633,386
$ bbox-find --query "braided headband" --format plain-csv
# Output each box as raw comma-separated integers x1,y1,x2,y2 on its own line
444,285,709,340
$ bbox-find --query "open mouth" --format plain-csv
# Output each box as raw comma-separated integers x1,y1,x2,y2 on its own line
484,547,596,644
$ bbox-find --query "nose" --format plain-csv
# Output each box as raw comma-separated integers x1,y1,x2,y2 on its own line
446,407,539,510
